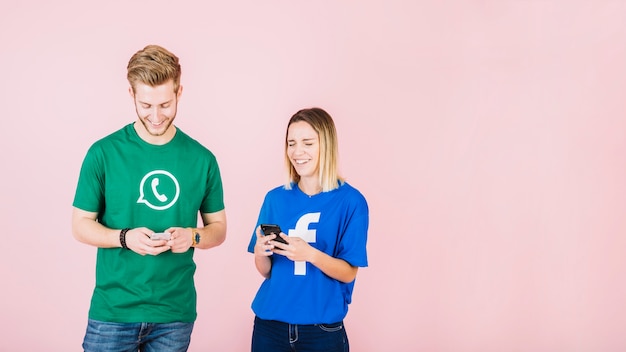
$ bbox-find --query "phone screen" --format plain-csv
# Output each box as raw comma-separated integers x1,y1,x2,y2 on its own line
151,232,171,241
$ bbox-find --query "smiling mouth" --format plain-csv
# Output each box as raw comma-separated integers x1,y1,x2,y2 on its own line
148,120,165,127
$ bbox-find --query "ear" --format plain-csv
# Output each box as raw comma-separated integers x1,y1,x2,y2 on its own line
177,85,183,99
128,86,134,98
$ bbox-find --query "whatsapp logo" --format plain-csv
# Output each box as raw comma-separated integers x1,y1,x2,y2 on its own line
137,170,180,210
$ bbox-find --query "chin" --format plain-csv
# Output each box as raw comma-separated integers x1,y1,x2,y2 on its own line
149,131,167,137
145,122,173,136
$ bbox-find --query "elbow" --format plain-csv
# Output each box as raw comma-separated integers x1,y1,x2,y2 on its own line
217,231,227,245
214,229,227,247
72,227,89,245
213,222,227,246
71,223,86,243
338,276,357,284
338,266,359,284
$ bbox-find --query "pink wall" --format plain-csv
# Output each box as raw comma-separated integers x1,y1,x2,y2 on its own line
1,1,625,351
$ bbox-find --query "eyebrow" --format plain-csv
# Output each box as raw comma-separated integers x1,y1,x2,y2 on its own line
139,99,172,106
288,137,317,142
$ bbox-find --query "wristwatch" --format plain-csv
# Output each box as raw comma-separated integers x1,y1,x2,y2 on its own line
192,228,201,246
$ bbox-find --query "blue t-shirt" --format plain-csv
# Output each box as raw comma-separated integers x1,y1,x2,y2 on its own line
247,182,369,324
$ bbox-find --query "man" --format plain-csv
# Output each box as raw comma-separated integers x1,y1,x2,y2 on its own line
72,44,227,351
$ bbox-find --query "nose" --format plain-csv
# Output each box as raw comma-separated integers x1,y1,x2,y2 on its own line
292,143,305,154
151,106,162,120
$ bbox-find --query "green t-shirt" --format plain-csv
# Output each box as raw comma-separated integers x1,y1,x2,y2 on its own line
73,124,225,323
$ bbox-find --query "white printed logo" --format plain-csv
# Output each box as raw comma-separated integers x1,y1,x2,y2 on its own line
137,170,180,210
288,212,321,275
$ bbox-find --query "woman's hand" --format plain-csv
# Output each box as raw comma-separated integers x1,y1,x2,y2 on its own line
272,234,315,262
254,226,276,257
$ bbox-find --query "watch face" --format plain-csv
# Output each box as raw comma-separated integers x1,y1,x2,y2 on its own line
195,233,201,244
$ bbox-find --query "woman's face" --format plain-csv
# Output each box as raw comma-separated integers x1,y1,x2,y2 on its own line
287,121,320,180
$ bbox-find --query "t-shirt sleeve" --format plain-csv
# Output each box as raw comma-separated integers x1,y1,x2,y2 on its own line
72,144,104,213
247,192,271,253
199,153,225,214
335,192,369,268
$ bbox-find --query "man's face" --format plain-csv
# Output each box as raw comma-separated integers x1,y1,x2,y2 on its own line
131,80,181,140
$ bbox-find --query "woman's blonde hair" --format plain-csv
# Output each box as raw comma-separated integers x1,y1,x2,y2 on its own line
284,107,344,192
127,45,181,94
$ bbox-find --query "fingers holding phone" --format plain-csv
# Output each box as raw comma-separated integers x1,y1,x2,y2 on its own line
271,234,290,252
150,232,171,241
260,224,290,252
148,231,172,252
126,228,171,256
255,225,276,256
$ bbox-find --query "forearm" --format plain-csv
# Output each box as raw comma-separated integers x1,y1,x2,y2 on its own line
192,222,226,249
72,207,121,248
255,255,272,278
309,251,358,283
194,210,227,250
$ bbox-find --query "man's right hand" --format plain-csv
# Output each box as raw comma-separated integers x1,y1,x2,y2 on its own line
124,227,171,256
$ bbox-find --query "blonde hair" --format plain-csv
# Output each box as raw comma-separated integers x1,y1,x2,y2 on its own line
284,107,344,192
127,45,181,94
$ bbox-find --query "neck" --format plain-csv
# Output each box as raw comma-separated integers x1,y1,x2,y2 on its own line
298,180,322,196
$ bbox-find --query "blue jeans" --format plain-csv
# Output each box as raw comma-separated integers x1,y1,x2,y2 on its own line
82,319,194,352
251,316,349,352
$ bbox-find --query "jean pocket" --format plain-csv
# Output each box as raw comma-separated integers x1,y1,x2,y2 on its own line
317,322,344,332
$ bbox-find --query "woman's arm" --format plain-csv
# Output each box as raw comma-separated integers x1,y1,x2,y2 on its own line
253,226,275,278
272,235,359,283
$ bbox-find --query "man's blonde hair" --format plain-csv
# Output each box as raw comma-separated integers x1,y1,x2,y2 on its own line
127,45,181,93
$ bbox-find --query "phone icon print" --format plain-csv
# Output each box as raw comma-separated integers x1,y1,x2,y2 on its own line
151,178,168,202
137,170,180,211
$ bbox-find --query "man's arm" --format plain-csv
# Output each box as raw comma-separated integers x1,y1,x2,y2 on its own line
191,209,227,250
71,207,171,255
72,207,120,248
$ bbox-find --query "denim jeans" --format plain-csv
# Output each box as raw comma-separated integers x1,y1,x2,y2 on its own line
82,319,194,352
251,316,349,352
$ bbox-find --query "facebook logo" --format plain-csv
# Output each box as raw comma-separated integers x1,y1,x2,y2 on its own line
288,212,321,275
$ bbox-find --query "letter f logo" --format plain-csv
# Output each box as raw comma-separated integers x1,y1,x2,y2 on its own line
288,212,321,275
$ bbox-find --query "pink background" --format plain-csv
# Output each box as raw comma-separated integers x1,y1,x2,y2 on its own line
1,1,625,351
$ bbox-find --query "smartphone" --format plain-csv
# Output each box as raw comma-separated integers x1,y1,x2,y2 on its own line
150,232,171,241
260,224,288,245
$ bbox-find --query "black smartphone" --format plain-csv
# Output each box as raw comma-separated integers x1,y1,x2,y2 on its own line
260,224,288,245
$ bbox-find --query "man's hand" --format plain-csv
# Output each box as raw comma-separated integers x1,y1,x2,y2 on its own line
165,227,194,253
125,227,171,255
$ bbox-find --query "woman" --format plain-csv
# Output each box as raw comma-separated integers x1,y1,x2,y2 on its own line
247,107,369,352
